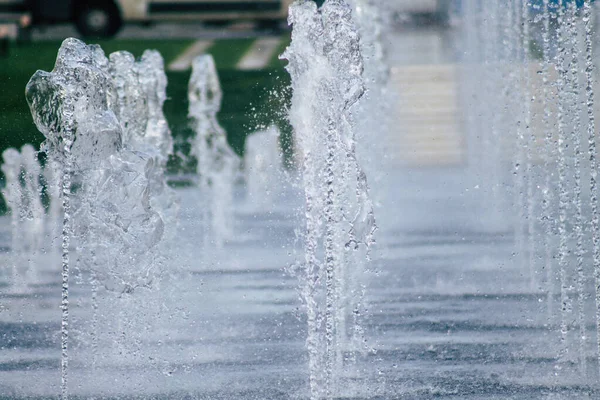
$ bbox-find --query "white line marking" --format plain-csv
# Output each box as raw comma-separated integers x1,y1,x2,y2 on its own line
237,37,282,71
390,64,464,167
168,40,214,72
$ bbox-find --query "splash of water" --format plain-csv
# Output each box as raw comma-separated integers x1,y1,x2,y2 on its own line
109,49,179,239
26,38,169,396
282,0,376,397
189,54,240,248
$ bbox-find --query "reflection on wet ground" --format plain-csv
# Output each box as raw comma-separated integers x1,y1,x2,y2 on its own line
0,169,597,398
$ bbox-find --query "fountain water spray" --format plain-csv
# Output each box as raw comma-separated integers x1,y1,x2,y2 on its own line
1,148,24,287
461,0,512,229
26,38,169,397
245,125,282,209
507,0,533,286
1,144,62,289
462,0,600,383
541,0,556,320
283,0,376,397
43,156,63,239
583,0,600,379
20,144,44,283
565,1,588,374
109,49,179,239
521,0,538,290
26,37,92,400
189,54,240,249
555,1,574,367
347,0,389,91
347,0,391,216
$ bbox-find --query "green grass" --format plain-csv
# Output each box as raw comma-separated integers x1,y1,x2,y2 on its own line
205,38,255,68
0,39,195,154
164,68,292,175
0,37,293,214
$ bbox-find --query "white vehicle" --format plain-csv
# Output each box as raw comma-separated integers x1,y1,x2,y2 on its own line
0,0,295,37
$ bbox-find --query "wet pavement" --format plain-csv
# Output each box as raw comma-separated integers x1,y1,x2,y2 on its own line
0,166,598,398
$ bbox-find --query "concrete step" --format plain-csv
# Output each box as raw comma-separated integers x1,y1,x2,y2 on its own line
389,64,464,167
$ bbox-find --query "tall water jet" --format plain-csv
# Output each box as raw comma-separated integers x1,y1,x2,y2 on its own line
521,0,538,290
583,0,600,378
109,49,178,239
347,0,390,215
94,48,179,368
541,0,557,319
41,156,64,265
462,0,485,182
245,125,283,209
1,145,48,288
282,0,376,397
26,37,98,400
138,50,179,232
462,0,600,381
564,1,588,374
20,144,45,283
26,38,168,397
81,52,165,368
506,0,532,286
554,1,575,367
461,0,511,229
189,54,240,248
1,148,24,287
347,0,388,85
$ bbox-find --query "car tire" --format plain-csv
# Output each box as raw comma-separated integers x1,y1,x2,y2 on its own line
412,11,448,26
257,19,282,33
203,20,230,28
75,1,122,38
432,11,449,26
